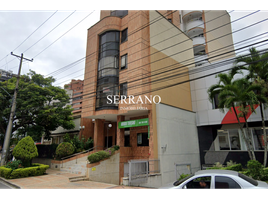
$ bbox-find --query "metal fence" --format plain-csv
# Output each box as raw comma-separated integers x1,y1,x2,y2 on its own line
124,159,160,186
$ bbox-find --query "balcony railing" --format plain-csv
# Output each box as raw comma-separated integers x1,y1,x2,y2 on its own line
193,37,206,56
185,19,204,38
182,10,202,22
192,36,206,46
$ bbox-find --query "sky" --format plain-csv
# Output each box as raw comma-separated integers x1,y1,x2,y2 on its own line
1,1,268,88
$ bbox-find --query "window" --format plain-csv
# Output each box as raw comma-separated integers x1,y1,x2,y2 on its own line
252,128,267,150
121,54,128,70
137,133,149,146
212,93,220,109
215,176,241,189
215,127,268,151
121,28,128,43
124,128,130,147
167,18,172,23
183,176,211,189
120,82,127,98
73,107,82,111
111,10,128,18
217,129,241,150
73,96,82,101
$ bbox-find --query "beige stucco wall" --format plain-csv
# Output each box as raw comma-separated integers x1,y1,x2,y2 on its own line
204,10,235,62
87,152,120,185
149,10,194,161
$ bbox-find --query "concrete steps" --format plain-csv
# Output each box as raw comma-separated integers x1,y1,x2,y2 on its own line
69,175,89,182
60,161,87,176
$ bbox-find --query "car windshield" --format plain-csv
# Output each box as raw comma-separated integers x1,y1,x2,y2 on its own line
173,174,194,186
238,173,258,186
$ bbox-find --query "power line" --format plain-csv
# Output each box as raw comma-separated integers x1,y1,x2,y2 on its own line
13,11,58,53
65,11,267,93
33,10,95,59
61,39,268,106
51,10,232,85
23,10,76,54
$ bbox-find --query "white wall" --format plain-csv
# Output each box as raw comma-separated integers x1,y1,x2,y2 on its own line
189,58,268,126
156,103,201,186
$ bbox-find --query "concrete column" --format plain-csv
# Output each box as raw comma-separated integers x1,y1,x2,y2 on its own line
116,115,125,147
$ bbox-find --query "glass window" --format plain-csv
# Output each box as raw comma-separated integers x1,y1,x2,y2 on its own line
229,129,241,150
121,28,128,43
252,128,267,150
111,10,128,18
167,18,172,23
215,176,241,189
212,93,220,109
217,129,241,150
183,176,211,189
121,54,128,70
120,82,127,98
137,133,149,146
218,130,230,150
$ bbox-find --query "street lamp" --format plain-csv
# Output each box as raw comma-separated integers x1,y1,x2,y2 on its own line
79,125,85,139
107,124,112,149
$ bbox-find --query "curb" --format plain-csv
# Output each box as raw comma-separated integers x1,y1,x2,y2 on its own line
0,177,21,189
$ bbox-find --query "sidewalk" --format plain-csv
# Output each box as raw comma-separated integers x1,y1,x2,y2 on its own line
1,169,149,189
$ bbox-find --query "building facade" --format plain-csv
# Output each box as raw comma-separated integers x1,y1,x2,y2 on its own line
0,69,14,82
80,10,239,186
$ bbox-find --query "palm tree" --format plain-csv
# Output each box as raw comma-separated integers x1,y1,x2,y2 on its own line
208,73,257,160
231,47,268,166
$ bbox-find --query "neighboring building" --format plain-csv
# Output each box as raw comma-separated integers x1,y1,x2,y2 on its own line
64,79,84,116
80,10,237,187
0,69,14,82
50,80,92,144
190,58,268,167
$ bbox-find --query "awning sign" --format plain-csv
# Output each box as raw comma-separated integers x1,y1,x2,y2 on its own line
118,118,149,129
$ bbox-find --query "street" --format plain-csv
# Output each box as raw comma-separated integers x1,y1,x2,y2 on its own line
0,180,13,189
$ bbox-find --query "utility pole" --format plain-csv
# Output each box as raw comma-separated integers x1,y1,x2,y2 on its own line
0,52,33,166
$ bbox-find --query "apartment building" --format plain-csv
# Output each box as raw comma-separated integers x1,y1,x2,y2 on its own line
50,79,92,144
0,69,14,82
79,10,236,187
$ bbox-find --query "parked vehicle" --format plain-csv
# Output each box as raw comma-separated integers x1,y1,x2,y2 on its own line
160,170,268,189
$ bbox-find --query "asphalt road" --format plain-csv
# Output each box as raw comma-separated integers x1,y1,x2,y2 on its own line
0,180,12,189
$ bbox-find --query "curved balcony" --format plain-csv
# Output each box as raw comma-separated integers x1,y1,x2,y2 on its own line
194,54,209,66
185,19,204,38
193,37,206,55
182,10,202,22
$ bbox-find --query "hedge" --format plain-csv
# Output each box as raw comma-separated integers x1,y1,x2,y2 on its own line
0,163,49,179
88,146,119,164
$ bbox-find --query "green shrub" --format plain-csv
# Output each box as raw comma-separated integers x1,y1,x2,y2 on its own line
0,163,49,179
113,145,120,151
84,137,94,150
12,136,38,167
9,163,49,179
0,167,12,179
178,173,191,180
87,146,119,163
97,151,110,159
63,133,71,143
71,135,84,153
226,160,236,167
55,142,75,159
225,163,243,172
247,160,263,180
261,168,268,181
5,160,23,170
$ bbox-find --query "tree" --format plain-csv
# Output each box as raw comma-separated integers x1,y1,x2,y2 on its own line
0,70,75,141
208,73,258,160
12,136,38,167
231,47,268,166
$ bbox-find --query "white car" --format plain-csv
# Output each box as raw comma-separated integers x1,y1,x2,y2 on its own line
160,170,268,189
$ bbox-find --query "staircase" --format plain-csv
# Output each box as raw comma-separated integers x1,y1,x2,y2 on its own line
56,147,102,181
60,160,88,176
69,175,89,182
